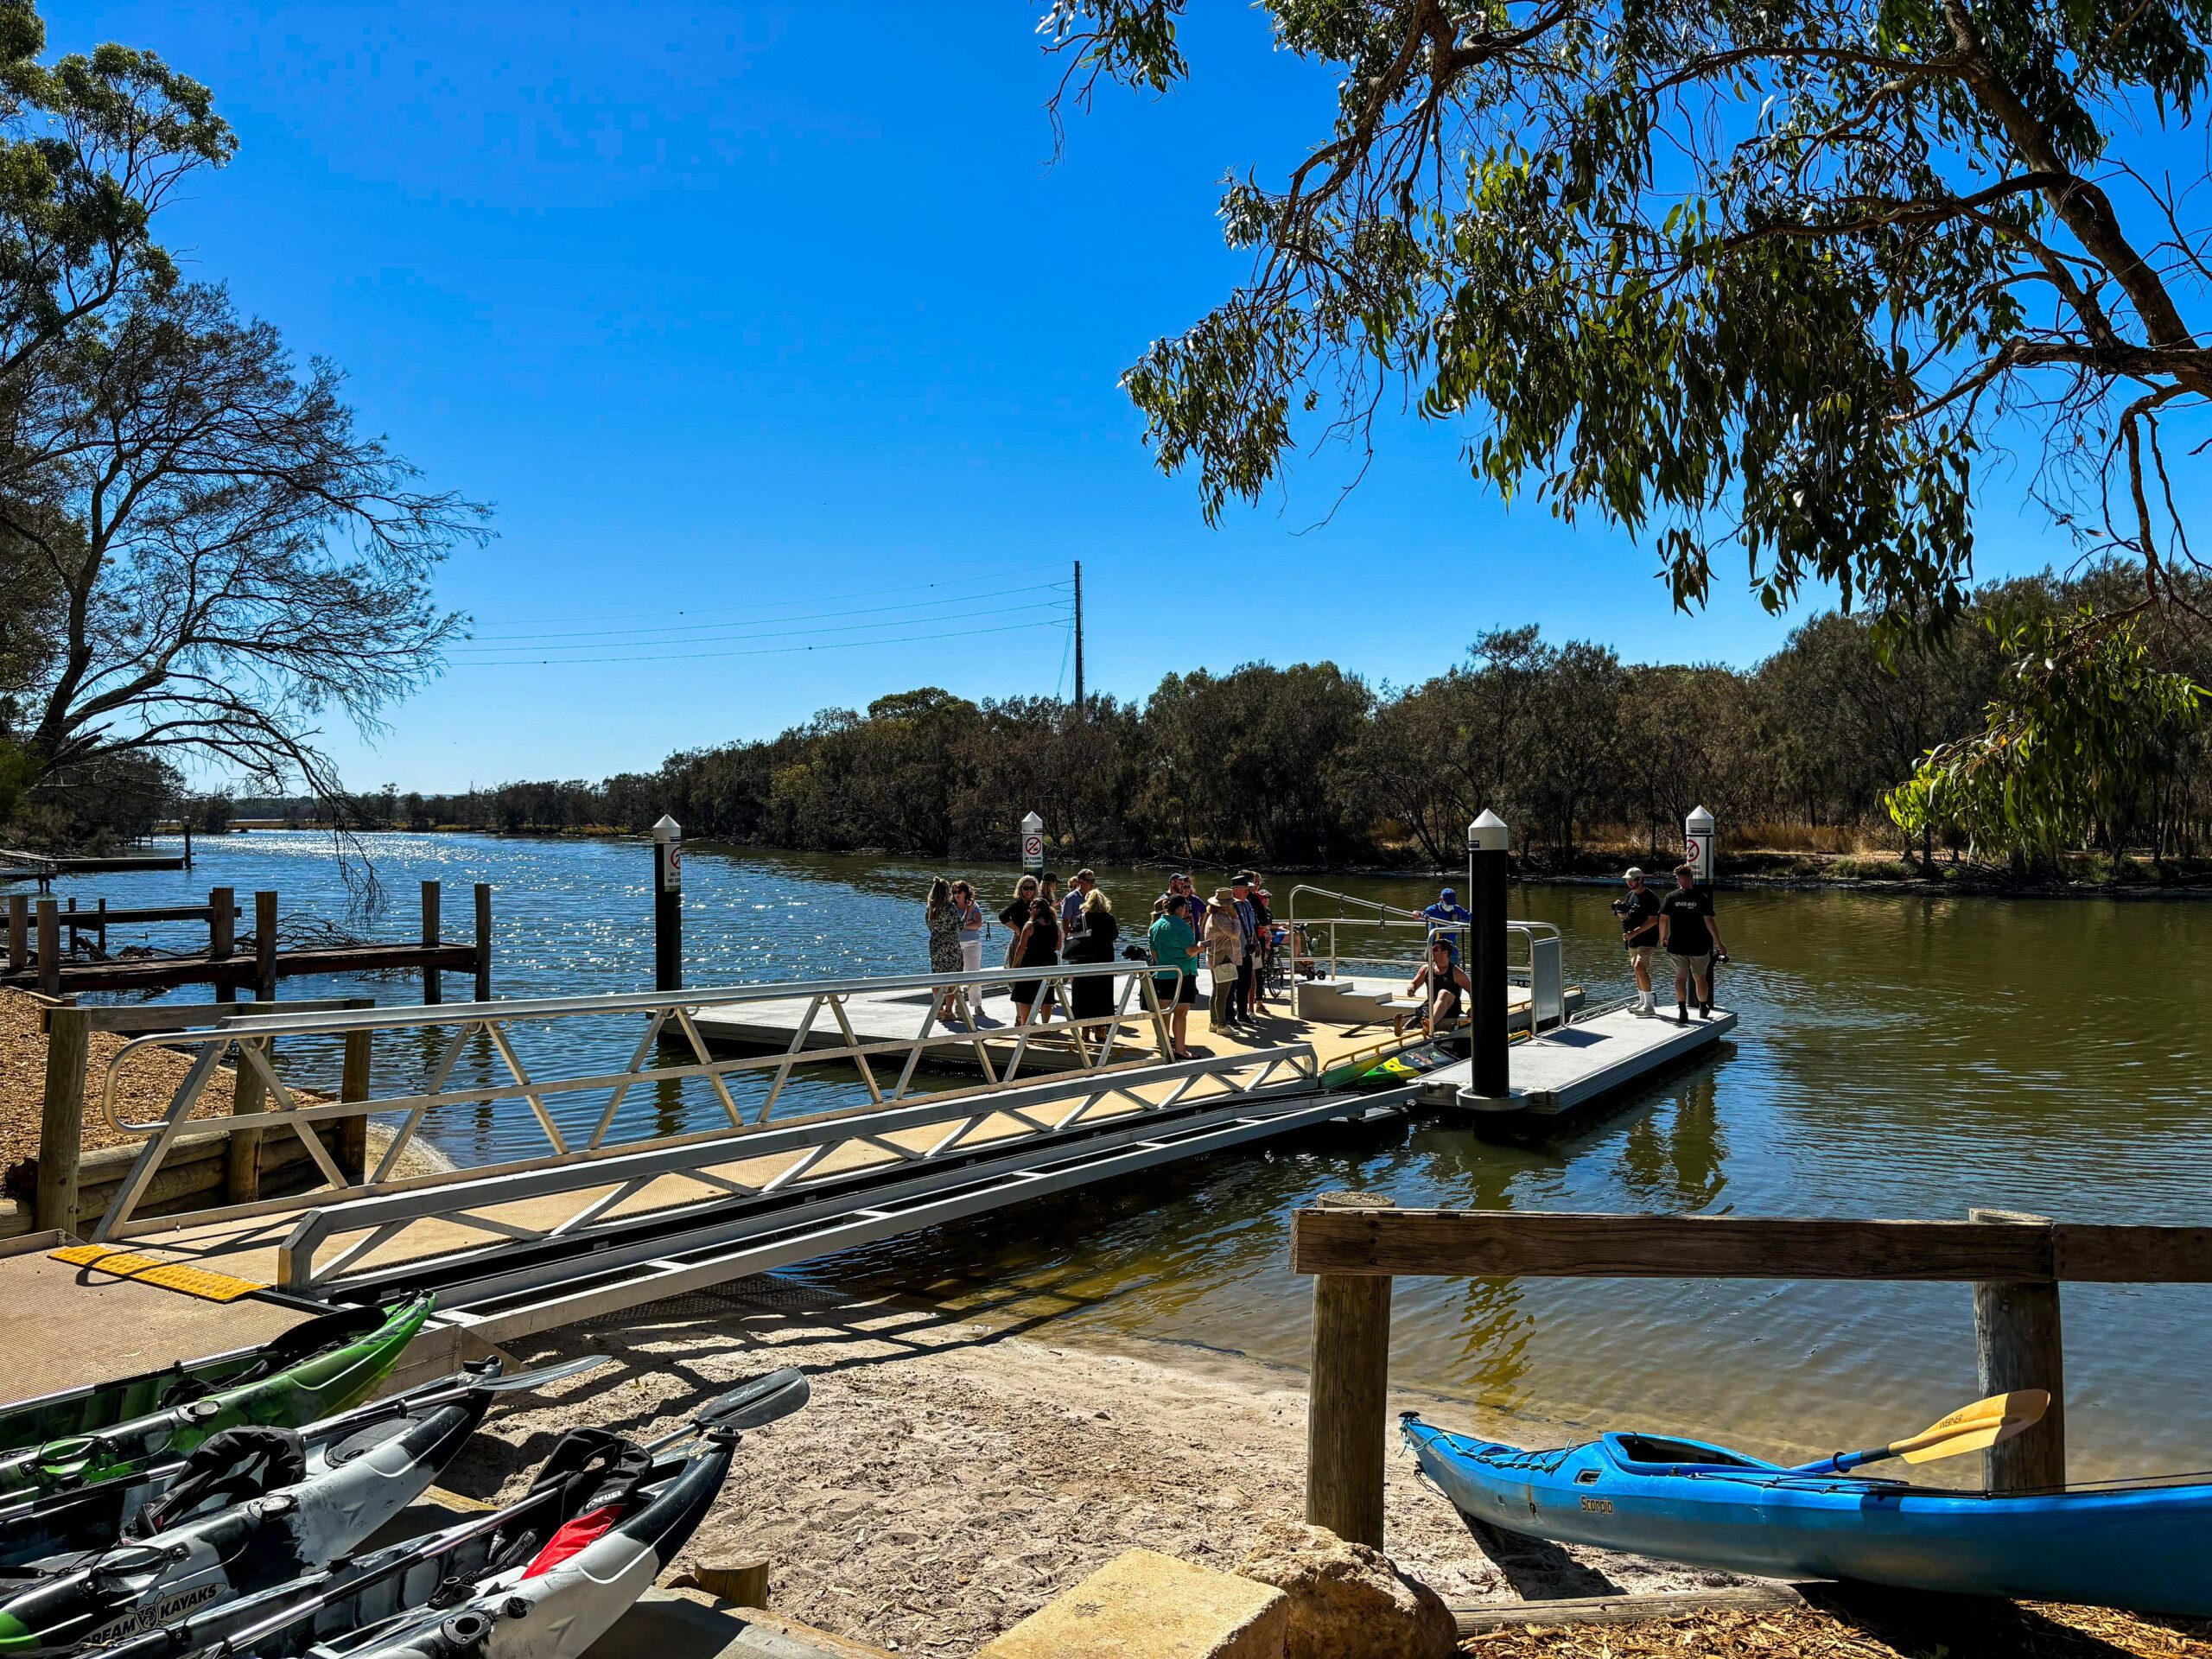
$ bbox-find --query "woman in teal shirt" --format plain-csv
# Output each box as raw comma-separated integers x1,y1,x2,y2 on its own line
1147,893,1201,1059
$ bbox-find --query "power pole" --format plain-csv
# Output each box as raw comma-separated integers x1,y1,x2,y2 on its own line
1072,559,1085,718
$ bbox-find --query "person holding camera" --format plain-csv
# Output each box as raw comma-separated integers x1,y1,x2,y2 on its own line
1656,862,1729,1025
1613,868,1663,1017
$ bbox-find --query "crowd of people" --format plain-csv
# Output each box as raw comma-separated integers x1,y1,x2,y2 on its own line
924,861,1735,1055
920,868,1284,1060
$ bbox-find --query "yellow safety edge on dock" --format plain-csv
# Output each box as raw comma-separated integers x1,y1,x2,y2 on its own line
50,1243,270,1303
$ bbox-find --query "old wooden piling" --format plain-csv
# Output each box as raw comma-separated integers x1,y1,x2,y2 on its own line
211,886,237,1005
422,880,442,1005
36,899,58,997
6,895,24,974
226,1035,268,1204
339,1027,372,1180
474,881,493,1001
1305,1191,1395,1548
1971,1207,2066,1492
36,1006,88,1235
254,891,278,1001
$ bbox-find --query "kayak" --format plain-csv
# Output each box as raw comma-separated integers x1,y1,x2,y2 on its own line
0,1297,434,1498
0,1304,394,1455
92,1368,808,1659
0,1357,604,1567
0,1386,486,1655
1317,1037,1462,1094
1402,1413,2212,1616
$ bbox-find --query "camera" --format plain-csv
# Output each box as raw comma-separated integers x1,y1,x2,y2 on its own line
1609,897,1631,916
1121,944,1152,963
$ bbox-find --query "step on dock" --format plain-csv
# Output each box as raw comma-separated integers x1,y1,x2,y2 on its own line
1427,1003,1737,1120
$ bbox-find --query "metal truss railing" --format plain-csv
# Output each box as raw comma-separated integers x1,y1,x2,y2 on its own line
272,1042,1320,1297
90,962,1180,1243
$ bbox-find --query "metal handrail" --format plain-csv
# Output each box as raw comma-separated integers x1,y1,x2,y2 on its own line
1284,884,1559,983
91,961,1183,1243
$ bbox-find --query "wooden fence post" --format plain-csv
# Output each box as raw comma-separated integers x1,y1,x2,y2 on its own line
226,1037,267,1204
474,882,492,1002
1306,1191,1396,1548
421,880,442,1005
339,1027,372,1182
6,893,25,974
210,887,236,1004
254,891,278,1001
38,1006,89,1235
35,897,59,996
1970,1207,2066,1493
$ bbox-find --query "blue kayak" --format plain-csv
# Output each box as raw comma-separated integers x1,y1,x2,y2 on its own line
1402,1413,2212,1615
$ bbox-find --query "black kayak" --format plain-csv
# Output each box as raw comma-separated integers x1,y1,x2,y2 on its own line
0,1385,487,1656
91,1369,809,1659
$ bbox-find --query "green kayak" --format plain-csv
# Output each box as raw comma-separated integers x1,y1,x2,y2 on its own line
1318,1036,1460,1094
0,1294,433,1496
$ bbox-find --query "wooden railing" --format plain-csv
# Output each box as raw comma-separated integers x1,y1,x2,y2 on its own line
1291,1198,2212,1547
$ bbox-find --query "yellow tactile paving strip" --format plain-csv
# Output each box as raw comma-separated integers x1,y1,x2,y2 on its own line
51,1243,270,1302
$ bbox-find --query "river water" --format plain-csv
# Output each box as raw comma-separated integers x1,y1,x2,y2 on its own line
42,832,2212,1480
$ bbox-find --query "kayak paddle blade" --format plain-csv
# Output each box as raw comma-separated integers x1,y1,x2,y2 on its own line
1894,1389,2050,1465
1797,1389,2051,1474
699,1368,810,1433
474,1355,616,1394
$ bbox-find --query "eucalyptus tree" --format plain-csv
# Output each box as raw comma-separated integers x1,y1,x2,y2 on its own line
8,279,487,804
1040,0,2212,851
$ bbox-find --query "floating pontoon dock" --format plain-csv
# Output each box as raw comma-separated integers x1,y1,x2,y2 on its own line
1427,1003,1737,1118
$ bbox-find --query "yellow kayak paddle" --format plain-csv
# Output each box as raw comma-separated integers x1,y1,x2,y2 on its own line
1792,1389,2050,1476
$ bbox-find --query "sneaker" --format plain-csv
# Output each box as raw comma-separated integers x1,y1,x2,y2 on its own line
1631,1000,1652,1019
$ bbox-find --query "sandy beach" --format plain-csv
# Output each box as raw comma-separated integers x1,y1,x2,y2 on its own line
452,1276,1745,1655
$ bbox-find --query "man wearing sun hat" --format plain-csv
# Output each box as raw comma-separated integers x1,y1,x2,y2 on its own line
1421,886,1471,963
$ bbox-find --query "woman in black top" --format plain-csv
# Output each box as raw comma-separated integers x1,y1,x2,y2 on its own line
1008,897,1060,1027
1063,887,1121,1046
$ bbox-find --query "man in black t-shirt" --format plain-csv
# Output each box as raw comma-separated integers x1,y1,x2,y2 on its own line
1656,862,1728,1025
1617,868,1664,1017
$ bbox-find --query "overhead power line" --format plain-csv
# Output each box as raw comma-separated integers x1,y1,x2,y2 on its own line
444,616,1065,669
451,596,1071,657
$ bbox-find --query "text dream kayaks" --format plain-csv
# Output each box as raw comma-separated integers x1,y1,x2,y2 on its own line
1402,1414,2212,1617
94,1369,809,1659
0,1297,434,1499
0,1386,486,1656
0,1358,609,1567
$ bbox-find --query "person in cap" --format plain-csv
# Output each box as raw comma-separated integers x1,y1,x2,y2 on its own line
1614,867,1663,1016
1060,868,1095,938
1657,862,1729,1024
1422,887,1471,962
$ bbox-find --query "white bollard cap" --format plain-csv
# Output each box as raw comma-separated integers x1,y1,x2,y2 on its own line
1466,810,1510,854
652,815,682,842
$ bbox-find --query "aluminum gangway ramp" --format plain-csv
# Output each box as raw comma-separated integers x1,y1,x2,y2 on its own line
78,966,1421,1359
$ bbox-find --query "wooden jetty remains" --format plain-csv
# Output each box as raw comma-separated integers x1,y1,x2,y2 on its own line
3,880,493,1001
1285,1202,2212,1548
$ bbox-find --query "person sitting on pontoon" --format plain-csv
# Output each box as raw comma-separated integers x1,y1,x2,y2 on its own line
1398,938,1473,1039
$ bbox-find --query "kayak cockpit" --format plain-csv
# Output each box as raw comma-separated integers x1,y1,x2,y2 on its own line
1602,1433,1779,1474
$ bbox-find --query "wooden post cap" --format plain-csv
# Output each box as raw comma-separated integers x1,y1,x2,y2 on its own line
1314,1191,1396,1211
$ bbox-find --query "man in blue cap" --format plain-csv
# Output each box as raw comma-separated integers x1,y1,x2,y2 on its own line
1422,887,1471,963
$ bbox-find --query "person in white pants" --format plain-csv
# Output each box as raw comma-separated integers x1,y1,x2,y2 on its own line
1617,868,1663,1015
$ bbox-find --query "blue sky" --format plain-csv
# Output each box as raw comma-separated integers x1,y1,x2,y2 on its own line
73,3,2063,793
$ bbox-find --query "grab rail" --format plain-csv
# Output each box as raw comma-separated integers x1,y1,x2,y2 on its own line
91,961,1181,1243
1285,886,1565,1027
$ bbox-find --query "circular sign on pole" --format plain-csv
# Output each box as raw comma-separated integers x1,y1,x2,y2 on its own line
664,842,683,893
1683,805,1716,884
1020,810,1045,873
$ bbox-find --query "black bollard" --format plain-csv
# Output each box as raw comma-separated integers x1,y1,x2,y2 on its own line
652,816,683,992
1465,810,1510,1099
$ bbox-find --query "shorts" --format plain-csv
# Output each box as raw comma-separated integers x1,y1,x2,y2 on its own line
1626,945,1655,968
1430,988,1463,1023
1669,951,1713,977
960,940,983,974
1174,973,1199,1005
